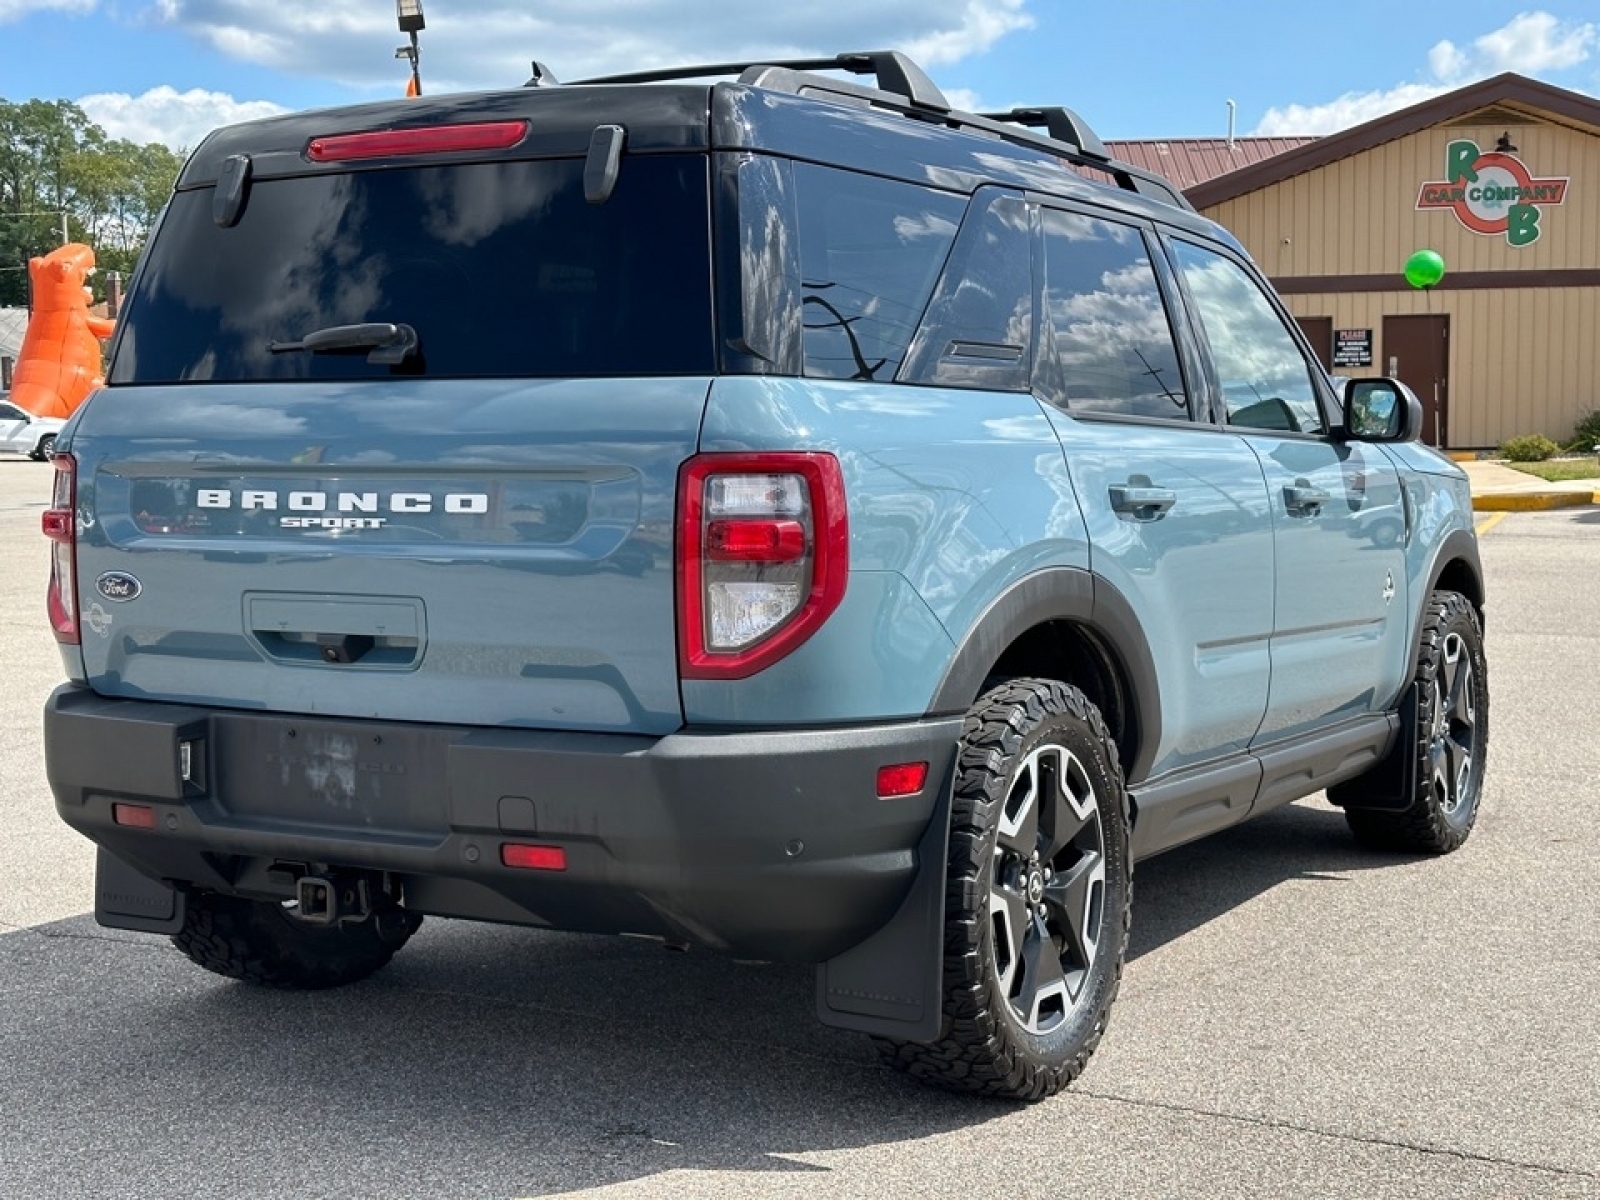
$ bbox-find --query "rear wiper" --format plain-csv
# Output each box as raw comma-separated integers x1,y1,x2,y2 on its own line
269,322,419,365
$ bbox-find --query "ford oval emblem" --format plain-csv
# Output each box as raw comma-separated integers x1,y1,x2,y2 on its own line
95,571,142,603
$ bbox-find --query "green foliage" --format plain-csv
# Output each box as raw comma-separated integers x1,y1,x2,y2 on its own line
1499,434,1561,463
0,98,181,306
1571,410,1600,452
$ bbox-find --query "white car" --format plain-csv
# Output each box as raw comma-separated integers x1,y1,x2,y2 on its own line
0,399,65,460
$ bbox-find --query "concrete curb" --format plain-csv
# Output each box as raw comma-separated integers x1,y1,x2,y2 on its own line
1472,490,1600,512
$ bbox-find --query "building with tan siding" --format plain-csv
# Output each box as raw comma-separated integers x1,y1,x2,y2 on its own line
1111,74,1600,450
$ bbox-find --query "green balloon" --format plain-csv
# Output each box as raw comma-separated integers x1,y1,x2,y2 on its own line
1404,249,1446,289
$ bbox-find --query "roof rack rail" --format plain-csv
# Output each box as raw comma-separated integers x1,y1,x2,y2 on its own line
979,108,1108,161
562,50,1192,211
571,50,949,110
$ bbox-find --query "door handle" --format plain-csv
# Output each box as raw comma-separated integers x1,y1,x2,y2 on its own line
1109,484,1177,521
1284,482,1330,516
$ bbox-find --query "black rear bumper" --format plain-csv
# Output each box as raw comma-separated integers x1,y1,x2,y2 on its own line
45,684,961,965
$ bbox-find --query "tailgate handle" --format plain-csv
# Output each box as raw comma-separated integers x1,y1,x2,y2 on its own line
245,594,425,670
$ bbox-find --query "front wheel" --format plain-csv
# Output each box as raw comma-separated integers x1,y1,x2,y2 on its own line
172,891,421,989
1345,590,1488,854
879,678,1131,1101
30,434,56,461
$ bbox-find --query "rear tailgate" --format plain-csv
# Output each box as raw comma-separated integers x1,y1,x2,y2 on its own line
67,378,708,734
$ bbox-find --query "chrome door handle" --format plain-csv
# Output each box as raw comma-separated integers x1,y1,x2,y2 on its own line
1284,482,1330,516
1109,484,1177,521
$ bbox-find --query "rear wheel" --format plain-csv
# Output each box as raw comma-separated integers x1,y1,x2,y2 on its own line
30,434,56,461
1345,590,1488,854
878,678,1131,1101
172,891,421,989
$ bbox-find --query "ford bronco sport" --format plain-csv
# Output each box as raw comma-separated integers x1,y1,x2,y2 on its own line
42,51,1487,1101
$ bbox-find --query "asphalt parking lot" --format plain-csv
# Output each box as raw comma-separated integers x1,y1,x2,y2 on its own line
1,453,1596,1200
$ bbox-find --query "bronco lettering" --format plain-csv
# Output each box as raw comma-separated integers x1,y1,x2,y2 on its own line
196,489,489,515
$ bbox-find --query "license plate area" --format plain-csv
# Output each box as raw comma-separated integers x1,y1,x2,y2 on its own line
211,714,454,835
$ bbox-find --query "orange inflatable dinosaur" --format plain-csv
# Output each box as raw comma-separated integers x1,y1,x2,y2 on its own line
11,243,115,419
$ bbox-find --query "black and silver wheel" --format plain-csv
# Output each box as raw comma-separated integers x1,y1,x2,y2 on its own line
880,678,1131,1100
1346,590,1488,854
172,891,421,989
30,434,56,461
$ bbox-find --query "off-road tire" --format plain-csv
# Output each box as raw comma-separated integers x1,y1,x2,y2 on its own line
1346,590,1488,854
172,892,421,989
30,434,56,461
878,678,1131,1101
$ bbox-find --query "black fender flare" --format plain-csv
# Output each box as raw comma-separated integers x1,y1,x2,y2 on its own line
928,567,1164,785
1412,526,1485,663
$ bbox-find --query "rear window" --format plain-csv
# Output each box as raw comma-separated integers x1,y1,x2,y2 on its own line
111,155,713,383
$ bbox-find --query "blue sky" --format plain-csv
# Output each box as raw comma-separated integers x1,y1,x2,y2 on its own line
2,2,1597,151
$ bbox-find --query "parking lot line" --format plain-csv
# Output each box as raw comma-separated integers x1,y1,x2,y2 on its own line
1474,512,1509,536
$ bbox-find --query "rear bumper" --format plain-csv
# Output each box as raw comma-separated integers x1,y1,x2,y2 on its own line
45,685,960,962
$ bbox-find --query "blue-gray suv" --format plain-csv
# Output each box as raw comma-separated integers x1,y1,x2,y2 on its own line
41,51,1488,1101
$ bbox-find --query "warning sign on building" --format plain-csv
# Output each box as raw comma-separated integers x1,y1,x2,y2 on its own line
1333,328,1373,368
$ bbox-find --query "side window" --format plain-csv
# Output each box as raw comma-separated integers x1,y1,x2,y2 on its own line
794,164,964,382
1169,240,1326,435
1040,210,1190,420
900,191,1033,391
0,403,25,421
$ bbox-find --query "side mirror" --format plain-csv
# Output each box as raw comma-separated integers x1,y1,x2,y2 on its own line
1341,378,1421,442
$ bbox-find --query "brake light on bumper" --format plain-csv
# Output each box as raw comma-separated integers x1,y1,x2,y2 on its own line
42,454,78,645
677,453,847,679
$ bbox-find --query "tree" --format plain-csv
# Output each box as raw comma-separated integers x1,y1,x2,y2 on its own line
0,99,180,306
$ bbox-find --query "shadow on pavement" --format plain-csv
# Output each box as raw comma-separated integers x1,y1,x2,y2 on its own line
0,798,1414,1198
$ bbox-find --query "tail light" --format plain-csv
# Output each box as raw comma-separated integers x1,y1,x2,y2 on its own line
677,453,847,679
42,453,78,645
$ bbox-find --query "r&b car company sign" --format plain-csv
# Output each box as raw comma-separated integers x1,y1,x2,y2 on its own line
1417,139,1568,246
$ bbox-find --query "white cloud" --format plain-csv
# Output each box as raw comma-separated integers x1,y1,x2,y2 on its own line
1467,10,1596,74
1255,9,1597,136
77,85,289,151
1254,82,1455,137
0,0,93,20
151,1,1031,96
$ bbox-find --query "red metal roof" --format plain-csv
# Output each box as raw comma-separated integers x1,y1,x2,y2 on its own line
1104,137,1318,191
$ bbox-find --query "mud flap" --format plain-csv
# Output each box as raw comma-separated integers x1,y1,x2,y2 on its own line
95,847,186,934
815,769,951,1043
1326,686,1417,813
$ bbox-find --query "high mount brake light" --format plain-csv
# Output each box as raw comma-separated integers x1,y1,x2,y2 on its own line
677,453,848,680
42,454,78,645
306,121,530,162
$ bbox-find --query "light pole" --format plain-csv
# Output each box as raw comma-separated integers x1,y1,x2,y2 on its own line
396,0,425,97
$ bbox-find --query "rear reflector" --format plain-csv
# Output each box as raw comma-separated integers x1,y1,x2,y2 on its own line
877,762,929,798
112,803,157,829
501,844,568,871
307,121,529,162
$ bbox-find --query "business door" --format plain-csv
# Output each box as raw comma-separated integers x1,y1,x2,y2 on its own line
1383,315,1449,448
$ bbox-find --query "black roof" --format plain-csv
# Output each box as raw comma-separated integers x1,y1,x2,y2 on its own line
176,51,1226,242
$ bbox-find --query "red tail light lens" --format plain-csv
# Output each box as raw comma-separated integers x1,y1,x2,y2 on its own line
677,453,848,680
306,121,529,162
42,454,78,645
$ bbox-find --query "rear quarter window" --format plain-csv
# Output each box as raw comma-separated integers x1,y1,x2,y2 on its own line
794,165,963,383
